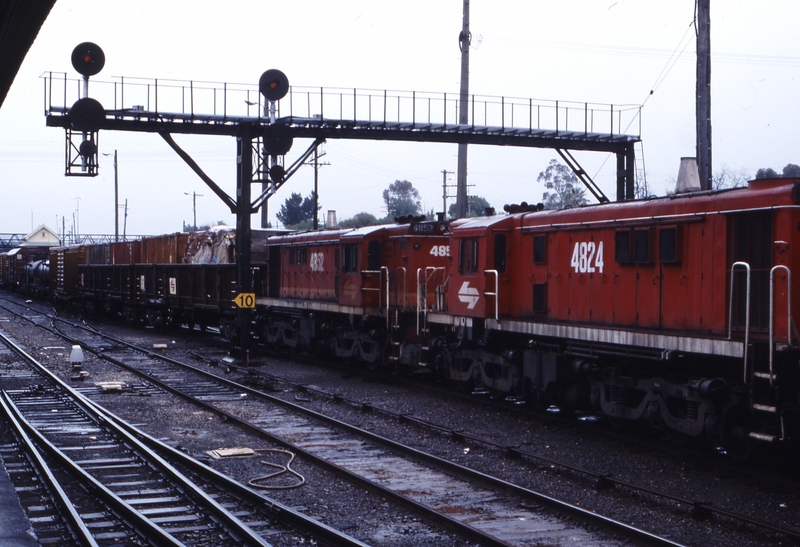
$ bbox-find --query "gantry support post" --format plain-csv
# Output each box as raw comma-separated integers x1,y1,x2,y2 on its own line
235,123,253,358
614,144,636,202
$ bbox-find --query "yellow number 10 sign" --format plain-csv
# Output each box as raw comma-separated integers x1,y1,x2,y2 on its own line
233,293,256,309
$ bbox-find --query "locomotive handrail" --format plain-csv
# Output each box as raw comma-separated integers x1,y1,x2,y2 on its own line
769,265,792,387
416,268,423,335
396,267,407,309
484,270,499,321
728,261,751,383
416,267,446,335
383,266,389,328
360,267,390,328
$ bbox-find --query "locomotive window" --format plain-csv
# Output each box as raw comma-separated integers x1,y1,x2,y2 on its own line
298,248,308,265
343,244,358,273
659,227,679,263
533,283,547,314
367,240,382,271
634,228,652,263
289,249,297,265
458,238,479,274
533,235,546,264
493,234,507,274
615,230,632,263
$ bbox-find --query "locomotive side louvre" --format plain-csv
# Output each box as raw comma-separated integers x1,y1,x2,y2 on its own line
272,229,352,303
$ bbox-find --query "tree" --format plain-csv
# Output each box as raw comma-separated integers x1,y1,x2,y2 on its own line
538,159,588,210
755,167,779,180
339,212,380,228
382,180,421,218
783,164,800,177
448,195,493,218
712,165,750,190
276,191,319,228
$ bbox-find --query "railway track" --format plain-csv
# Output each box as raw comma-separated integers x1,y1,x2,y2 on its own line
0,328,370,547
0,297,687,547
8,295,800,545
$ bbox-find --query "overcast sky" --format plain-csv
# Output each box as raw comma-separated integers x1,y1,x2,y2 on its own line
1,0,798,237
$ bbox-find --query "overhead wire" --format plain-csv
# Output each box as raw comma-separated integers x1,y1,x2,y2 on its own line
592,19,696,182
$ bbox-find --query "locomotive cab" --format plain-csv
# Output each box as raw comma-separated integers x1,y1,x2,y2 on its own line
448,213,519,319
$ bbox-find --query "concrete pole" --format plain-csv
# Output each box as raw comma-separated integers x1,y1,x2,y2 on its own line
455,0,470,219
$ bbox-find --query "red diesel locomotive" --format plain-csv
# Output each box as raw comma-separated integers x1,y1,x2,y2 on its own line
421,177,799,451
3,177,799,452
255,177,799,451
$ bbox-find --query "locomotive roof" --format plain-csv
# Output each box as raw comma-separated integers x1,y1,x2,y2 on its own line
518,177,799,230
341,225,389,239
449,213,521,235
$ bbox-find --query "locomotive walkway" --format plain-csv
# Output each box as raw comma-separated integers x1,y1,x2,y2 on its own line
43,72,643,200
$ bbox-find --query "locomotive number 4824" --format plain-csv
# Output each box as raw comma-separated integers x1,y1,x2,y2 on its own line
570,241,604,274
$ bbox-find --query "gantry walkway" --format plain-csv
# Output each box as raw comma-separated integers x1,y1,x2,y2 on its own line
43,72,642,200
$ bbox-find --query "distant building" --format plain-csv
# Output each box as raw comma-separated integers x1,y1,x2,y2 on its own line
20,225,60,247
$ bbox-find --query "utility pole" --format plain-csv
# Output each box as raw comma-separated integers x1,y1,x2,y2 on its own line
112,150,118,241
103,150,119,241
696,0,711,190
455,0,470,219
441,169,454,216
184,191,203,229
71,196,81,243
123,199,128,240
305,143,329,230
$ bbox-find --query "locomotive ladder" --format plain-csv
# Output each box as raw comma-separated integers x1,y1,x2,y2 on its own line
729,262,796,442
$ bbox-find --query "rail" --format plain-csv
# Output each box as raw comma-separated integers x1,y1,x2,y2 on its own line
728,261,751,383
42,72,642,139
769,265,793,387
484,270,499,321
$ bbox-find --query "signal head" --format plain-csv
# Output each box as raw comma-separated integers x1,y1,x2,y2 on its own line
68,97,106,132
78,139,97,158
262,123,293,155
269,164,286,183
71,42,105,77
259,69,289,101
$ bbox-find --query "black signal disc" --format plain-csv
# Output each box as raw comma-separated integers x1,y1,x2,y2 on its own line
262,123,293,155
259,69,289,101
68,97,106,132
71,42,105,77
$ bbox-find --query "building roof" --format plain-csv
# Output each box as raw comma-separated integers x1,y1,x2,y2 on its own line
21,224,60,247
0,0,57,108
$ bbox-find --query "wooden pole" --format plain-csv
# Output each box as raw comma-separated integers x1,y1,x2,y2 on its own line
696,0,711,191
